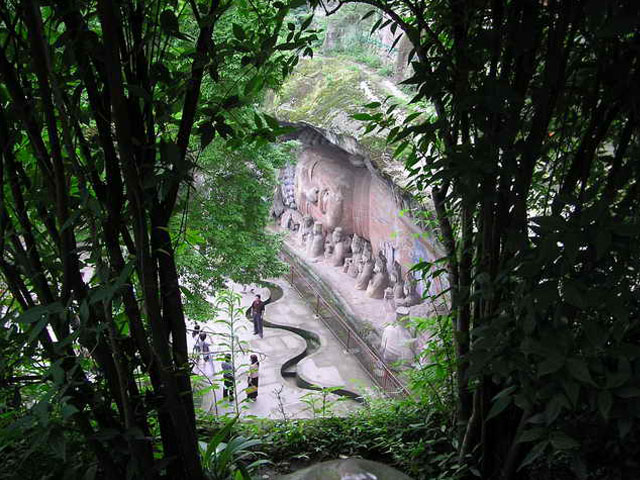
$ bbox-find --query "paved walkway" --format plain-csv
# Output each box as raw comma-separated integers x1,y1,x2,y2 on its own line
187,279,375,419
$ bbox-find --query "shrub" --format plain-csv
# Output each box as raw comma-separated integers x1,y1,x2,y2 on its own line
240,398,466,480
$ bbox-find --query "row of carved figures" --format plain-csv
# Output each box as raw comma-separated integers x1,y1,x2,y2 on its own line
296,215,421,306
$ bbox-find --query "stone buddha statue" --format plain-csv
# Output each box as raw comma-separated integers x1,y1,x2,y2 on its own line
366,251,390,299
397,272,421,307
355,242,374,290
298,214,313,246
343,257,353,273
383,287,396,320
390,260,405,300
330,227,348,267
347,234,363,278
323,236,334,260
307,222,325,259
381,321,414,364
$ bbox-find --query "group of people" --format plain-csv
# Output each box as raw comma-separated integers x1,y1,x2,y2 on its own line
218,353,260,402
190,291,270,404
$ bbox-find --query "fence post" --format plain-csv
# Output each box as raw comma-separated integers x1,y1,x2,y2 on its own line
315,295,319,314
346,330,350,350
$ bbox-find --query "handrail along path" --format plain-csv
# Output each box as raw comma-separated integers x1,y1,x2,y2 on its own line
280,250,409,398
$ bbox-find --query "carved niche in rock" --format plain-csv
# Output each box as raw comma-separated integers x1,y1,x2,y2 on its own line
280,210,292,229
355,241,374,290
367,251,390,299
306,186,319,205
323,236,334,260
383,287,396,321
298,214,314,246
390,260,405,300
330,227,348,267
280,209,302,232
343,257,353,273
307,222,325,259
294,148,354,233
347,233,363,278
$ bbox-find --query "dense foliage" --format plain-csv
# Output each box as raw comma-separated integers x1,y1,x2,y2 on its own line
0,1,317,478
335,0,640,478
2,1,639,479
243,398,460,480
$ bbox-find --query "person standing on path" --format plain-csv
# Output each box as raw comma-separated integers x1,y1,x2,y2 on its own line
199,332,211,363
221,354,234,401
246,354,259,400
250,294,272,339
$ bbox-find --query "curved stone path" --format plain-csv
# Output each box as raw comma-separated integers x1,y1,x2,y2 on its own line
187,278,375,419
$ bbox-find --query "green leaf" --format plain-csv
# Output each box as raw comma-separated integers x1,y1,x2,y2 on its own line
538,355,565,376
62,403,79,420
562,381,580,406
361,9,377,21
244,75,262,96
492,385,516,401
301,15,313,30
518,427,546,443
597,390,612,419
199,123,215,149
232,23,245,40
566,358,594,385
403,112,421,124
16,303,64,324
83,464,98,480
352,113,373,121
49,427,66,461
518,440,548,471
617,418,633,439
27,316,49,345
563,281,586,309
544,394,564,425
263,114,280,129
550,431,579,450
487,395,511,421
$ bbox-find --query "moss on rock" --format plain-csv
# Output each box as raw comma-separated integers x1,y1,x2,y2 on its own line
266,55,425,184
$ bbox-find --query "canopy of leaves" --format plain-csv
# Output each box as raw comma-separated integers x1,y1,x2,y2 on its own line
338,0,640,477
0,1,317,478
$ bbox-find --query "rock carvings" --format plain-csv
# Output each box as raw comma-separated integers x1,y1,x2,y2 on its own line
275,124,450,317
366,251,390,299
346,234,361,277
355,242,374,290
307,222,325,259
330,227,348,267
298,214,313,247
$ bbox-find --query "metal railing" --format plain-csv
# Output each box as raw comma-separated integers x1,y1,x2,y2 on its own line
281,250,409,398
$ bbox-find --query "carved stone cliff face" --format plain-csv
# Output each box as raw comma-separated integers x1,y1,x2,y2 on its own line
281,125,446,299
294,146,361,234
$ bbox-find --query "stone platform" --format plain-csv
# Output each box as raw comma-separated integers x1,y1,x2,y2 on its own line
187,279,375,419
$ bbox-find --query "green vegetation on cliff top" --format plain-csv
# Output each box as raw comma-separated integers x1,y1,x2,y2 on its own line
265,55,418,174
